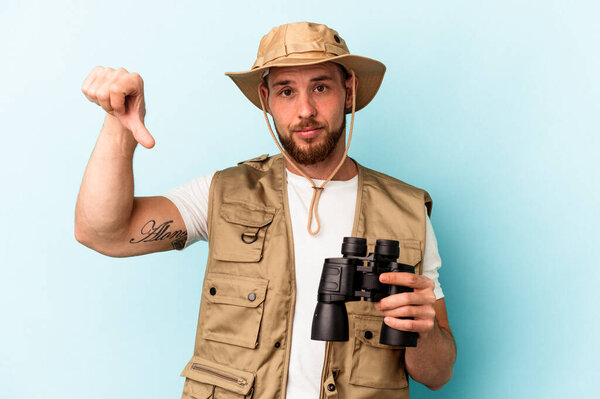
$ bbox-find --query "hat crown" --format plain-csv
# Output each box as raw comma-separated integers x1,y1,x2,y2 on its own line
252,22,350,69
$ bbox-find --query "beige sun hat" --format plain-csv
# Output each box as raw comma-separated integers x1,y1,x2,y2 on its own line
225,22,386,111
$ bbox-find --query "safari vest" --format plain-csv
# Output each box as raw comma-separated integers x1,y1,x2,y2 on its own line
180,154,432,399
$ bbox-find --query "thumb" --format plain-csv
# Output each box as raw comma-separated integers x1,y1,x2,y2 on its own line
130,118,155,149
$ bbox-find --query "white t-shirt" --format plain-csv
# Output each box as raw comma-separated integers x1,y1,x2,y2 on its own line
164,168,444,398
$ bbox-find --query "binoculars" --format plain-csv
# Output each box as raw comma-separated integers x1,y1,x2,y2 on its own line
311,237,418,347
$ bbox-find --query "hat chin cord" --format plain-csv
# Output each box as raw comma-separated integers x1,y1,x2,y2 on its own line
257,70,357,236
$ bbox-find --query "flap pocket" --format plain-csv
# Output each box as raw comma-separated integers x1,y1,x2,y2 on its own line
220,202,274,227
213,202,275,263
204,273,268,308
201,273,269,348
349,315,408,389
181,356,255,397
398,239,422,267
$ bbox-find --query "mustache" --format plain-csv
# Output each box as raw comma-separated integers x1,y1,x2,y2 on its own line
290,120,325,132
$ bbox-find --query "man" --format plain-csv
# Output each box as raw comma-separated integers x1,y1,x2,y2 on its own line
76,22,456,399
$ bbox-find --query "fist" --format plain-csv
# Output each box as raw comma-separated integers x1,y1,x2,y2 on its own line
374,273,437,337
81,66,154,148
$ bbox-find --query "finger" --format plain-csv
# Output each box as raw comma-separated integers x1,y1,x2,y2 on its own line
130,119,155,149
82,73,103,105
120,72,144,97
87,67,113,104
81,65,103,95
83,87,100,106
375,291,436,311
111,72,144,116
383,316,435,334
96,86,113,114
107,69,131,114
92,68,116,113
376,304,436,320
109,84,126,115
379,272,434,290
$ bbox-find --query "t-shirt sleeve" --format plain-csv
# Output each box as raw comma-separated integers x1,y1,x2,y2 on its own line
422,208,444,299
162,171,216,248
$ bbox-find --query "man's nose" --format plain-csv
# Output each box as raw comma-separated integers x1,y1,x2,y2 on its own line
297,91,317,119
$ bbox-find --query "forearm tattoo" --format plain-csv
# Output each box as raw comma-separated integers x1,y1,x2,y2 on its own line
129,220,187,249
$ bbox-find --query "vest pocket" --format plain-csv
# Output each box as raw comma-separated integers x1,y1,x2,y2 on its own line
398,239,422,271
213,202,275,262
200,272,268,349
349,315,408,389
180,356,255,399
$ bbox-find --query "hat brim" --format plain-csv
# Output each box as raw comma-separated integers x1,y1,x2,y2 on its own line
225,54,386,113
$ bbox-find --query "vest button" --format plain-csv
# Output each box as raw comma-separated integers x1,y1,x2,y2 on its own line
209,287,216,295
327,383,336,392
248,292,257,301
364,330,373,339
274,341,281,348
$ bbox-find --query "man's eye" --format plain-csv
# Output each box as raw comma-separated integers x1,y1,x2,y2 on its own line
280,89,292,96
315,85,327,92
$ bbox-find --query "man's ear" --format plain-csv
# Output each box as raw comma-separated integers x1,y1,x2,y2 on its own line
259,83,272,114
344,75,358,111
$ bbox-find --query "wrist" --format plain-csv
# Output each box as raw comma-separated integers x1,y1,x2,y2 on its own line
100,113,138,154
409,318,438,344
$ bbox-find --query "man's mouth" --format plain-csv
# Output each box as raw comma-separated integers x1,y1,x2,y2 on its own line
293,127,322,139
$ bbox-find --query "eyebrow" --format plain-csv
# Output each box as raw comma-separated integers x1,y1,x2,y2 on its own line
271,75,335,88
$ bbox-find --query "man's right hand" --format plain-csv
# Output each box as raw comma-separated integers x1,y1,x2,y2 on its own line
81,66,155,148
76,66,186,257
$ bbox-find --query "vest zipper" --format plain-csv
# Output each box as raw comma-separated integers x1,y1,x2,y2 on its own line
191,363,248,387
279,156,297,399
319,341,331,399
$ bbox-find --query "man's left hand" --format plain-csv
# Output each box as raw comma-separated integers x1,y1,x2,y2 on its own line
374,272,437,338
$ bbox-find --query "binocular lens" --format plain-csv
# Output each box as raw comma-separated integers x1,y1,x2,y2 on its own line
311,302,349,341
341,237,367,257
375,239,399,259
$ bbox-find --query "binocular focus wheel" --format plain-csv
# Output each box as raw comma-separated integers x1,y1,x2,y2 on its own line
241,232,258,244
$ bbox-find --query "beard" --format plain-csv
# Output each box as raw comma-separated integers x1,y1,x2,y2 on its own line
276,117,346,166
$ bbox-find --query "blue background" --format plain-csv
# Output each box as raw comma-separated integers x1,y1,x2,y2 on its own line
1,0,598,397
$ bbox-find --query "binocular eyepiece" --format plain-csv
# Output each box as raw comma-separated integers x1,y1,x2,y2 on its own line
311,237,418,347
